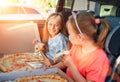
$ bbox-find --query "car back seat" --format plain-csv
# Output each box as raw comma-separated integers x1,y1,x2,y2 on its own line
104,16,120,82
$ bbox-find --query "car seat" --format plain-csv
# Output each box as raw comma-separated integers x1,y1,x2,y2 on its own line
104,16,120,82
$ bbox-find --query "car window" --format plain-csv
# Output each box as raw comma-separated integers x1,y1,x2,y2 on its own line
0,0,58,18
64,0,74,11
0,6,40,14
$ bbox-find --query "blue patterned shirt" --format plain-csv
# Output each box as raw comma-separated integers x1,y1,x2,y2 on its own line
46,33,69,60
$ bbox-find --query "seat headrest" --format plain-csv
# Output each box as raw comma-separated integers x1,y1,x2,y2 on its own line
104,16,120,30
105,16,120,57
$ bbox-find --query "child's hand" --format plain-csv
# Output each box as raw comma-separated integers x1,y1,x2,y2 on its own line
33,39,40,45
62,55,74,67
43,59,52,71
44,59,51,67
34,42,45,52
54,51,69,61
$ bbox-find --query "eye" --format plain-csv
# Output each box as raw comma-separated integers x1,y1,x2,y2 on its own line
55,24,59,27
48,23,52,26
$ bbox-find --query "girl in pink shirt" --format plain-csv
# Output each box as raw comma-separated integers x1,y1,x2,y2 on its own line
53,11,110,82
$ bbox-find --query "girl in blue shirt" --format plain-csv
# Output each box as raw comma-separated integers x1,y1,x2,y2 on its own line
41,12,70,65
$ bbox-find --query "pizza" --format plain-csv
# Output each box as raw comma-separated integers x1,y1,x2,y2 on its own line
54,50,69,60
0,53,45,72
15,74,68,82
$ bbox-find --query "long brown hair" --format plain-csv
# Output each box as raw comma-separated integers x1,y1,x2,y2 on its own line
67,12,110,48
42,12,68,49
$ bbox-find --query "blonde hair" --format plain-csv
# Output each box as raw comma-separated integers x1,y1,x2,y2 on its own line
67,12,110,48
42,12,68,49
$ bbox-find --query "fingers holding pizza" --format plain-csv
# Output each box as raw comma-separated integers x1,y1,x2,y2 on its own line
53,50,69,63
61,54,74,68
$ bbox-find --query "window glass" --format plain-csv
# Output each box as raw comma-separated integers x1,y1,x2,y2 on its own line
64,0,74,10
0,0,58,18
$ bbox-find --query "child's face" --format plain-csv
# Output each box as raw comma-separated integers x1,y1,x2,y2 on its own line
47,16,62,37
67,22,82,45
69,34,82,45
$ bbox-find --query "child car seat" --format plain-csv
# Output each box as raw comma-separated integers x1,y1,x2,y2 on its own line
104,16,120,82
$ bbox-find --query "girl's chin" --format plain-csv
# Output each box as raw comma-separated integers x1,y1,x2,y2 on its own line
49,33,58,37
49,32,58,35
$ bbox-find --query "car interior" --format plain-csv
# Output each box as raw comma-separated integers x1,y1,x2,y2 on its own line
89,0,120,82
92,1,120,82
56,0,120,82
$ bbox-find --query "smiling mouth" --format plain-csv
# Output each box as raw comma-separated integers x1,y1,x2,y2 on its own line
49,30,57,33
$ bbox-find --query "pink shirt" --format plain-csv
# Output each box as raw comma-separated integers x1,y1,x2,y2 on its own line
66,45,110,82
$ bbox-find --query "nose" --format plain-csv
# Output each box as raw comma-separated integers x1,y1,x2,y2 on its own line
51,25,55,29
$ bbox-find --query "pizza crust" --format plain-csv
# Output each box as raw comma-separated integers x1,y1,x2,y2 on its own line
15,74,68,82
54,51,69,60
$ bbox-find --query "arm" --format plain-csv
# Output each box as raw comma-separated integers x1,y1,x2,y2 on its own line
62,55,94,82
52,61,66,69
43,57,66,69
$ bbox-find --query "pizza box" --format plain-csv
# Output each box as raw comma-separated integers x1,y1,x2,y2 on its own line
0,68,74,82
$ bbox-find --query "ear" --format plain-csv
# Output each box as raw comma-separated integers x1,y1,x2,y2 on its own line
78,34,85,41
81,34,90,41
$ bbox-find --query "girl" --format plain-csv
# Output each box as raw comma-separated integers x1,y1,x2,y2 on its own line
39,12,69,65
53,11,110,82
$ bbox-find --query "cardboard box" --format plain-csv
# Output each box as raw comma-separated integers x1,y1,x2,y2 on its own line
0,68,74,82
0,22,41,54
